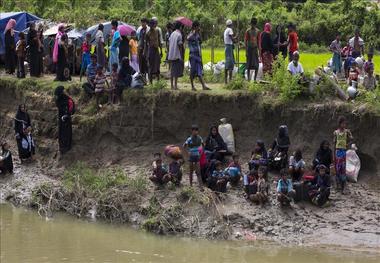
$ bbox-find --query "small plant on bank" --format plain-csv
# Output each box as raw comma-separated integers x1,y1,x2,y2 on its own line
147,79,168,91
224,75,248,91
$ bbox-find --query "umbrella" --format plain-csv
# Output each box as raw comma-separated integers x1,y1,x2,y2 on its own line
84,21,127,44
175,17,192,27
118,24,136,36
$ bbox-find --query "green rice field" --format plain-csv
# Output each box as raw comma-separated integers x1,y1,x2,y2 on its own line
182,48,380,74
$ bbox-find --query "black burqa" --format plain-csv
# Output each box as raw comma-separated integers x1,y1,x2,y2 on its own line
27,25,40,77
119,36,130,62
271,125,290,153
204,125,228,161
0,148,13,174
313,140,333,169
5,30,16,74
56,40,69,81
14,105,31,158
55,86,72,154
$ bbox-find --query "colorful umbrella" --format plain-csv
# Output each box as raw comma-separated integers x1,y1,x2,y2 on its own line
118,24,136,36
175,17,192,27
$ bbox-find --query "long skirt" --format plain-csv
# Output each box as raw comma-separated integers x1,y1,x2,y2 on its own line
148,47,160,75
225,44,235,70
5,48,16,74
109,48,119,71
262,51,273,75
130,54,139,72
246,47,259,70
58,117,72,154
189,55,202,78
171,59,184,78
29,49,40,77
81,52,91,73
138,48,148,74
335,149,346,184
332,52,341,73
97,44,106,68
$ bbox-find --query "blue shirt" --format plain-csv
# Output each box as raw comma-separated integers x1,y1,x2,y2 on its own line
110,31,121,51
212,170,225,178
184,135,203,155
86,63,97,81
277,179,293,194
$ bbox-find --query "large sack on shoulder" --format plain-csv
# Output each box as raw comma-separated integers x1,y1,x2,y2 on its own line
218,118,235,153
346,145,361,183
164,145,183,160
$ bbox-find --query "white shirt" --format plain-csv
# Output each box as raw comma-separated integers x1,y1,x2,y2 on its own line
224,27,234,45
287,61,304,75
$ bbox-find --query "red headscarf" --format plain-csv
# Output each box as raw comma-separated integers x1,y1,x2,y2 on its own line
264,23,272,33
5,19,16,35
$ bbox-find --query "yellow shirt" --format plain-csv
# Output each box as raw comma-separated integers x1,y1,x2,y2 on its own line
129,39,138,55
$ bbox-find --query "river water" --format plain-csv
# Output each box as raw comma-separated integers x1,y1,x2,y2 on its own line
1,204,378,263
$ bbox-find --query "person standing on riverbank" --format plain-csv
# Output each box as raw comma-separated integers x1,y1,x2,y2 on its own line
168,21,184,90
95,24,106,68
224,19,237,84
261,23,274,75
4,18,16,75
184,125,204,189
287,23,298,61
245,18,260,81
349,28,364,58
330,33,342,74
333,116,353,194
55,86,74,155
16,32,26,78
109,20,121,71
137,18,149,80
187,21,210,91
146,19,162,84
14,104,31,160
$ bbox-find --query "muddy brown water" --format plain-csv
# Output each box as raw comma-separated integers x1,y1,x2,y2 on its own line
1,204,379,263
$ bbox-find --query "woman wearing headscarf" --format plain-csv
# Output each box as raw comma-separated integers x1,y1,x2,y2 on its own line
249,140,268,171
55,86,72,154
273,25,287,59
96,24,106,68
4,18,17,74
14,104,31,159
204,125,228,161
53,24,65,65
260,23,274,75
313,140,333,172
55,34,70,81
269,125,290,170
27,22,40,77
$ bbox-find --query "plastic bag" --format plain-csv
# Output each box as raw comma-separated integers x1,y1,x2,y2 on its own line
218,123,235,153
346,149,361,183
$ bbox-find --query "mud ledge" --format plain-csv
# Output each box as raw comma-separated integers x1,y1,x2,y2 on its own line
0,78,379,249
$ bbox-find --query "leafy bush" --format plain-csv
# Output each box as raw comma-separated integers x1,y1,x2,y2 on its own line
266,58,303,102
147,79,168,91
224,75,248,91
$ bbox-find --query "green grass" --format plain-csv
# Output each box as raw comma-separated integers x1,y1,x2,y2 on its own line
178,48,380,74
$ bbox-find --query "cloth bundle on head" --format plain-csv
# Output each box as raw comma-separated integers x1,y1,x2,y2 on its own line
226,19,233,26
5,19,16,34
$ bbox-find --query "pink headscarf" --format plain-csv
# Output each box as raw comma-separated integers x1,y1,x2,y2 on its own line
5,19,16,35
264,23,272,33
53,23,65,63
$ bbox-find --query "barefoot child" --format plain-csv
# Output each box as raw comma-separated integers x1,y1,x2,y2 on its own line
183,125,203,189
169,158,183,186
94,66,109,110
226,154,242,186
208,160,228,193
20,126,35,162
249,166,269,205
149,158,170,186
333,116,353,194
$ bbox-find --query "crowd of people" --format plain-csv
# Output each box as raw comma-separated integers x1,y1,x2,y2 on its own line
149,116,355,208
2,16,377,104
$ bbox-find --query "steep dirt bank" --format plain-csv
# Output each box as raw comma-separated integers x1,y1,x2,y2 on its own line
0,79,379,249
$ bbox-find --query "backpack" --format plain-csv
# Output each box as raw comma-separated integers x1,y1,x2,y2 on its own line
68,97,76,115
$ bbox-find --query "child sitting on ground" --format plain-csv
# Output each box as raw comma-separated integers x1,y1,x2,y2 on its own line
309,164,331,207
249,166,269,206
0,142,13,175
249,140,268,171
149,158,170,187
152,152,162,169
169,158,183,186
288,149,305,181
348,61,360,86
363,64,377,91
226,154,242,186
243,169,258,197
94,66,109,110
208,161,228,193
20,126,35,162
277,169,296,206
